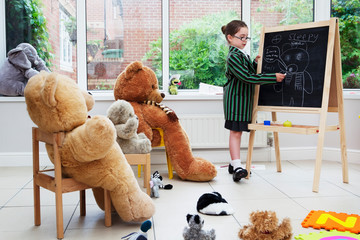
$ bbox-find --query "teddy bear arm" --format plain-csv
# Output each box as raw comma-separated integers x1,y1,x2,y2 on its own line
114,124,136,139
65,116,116,162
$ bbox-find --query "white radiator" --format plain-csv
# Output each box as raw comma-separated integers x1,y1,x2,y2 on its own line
178,114,268,149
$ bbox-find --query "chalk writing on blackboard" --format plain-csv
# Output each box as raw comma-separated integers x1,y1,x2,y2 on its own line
259,26,329,108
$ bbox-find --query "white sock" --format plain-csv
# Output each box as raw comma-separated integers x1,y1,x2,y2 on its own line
230,159,242,169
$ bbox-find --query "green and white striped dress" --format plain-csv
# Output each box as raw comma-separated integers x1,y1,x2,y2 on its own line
223,46,277,125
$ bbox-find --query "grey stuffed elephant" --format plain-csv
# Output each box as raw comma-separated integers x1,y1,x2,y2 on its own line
0,43,50,96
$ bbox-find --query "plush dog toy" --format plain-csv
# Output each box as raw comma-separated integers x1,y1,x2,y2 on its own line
24,71,155,222
183,214,216,240
107,99,152,154
0,43,49,96
149,171,173,198
113,61,217,181
168,74,181,95
238,210,292,240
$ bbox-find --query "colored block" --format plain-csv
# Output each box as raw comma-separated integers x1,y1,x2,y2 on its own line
302,210,360,233
295,230,360,240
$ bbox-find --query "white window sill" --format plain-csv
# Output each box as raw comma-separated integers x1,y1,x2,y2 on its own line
90,90,224,101
1,89,360,102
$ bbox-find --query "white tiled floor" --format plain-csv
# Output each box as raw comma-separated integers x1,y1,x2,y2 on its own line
0,160,359,240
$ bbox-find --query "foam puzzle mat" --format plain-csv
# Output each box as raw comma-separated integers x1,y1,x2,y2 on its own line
295,230,360,240
302,210,360,233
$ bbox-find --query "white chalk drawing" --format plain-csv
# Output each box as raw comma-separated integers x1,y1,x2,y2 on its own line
263,34,317,106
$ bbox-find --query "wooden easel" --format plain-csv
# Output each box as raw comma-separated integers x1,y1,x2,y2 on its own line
246,18,348,192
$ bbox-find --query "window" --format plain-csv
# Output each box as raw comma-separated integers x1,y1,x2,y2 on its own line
250,0,314,58
166,0,242,90
86,0,162,90
60,9,74,71
331,0,360,89
4,0,78,82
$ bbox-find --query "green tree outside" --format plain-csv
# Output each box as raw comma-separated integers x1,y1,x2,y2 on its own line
5,0,54,68
143,11,239,89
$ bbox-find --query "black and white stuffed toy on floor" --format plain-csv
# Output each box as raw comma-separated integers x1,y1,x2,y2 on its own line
183,214,216,240
196,192,234,216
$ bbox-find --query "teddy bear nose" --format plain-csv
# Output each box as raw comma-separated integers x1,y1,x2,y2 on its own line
161,93,165,98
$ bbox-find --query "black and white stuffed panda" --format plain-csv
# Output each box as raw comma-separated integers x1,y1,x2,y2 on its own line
196,192,234,216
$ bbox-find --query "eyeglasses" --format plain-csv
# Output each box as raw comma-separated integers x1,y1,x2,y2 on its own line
233,35,251,41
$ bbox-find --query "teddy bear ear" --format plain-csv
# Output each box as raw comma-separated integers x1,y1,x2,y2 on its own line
41,72,58,107
124,61,143,80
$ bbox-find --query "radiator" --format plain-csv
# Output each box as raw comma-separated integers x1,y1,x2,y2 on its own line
178,114,268,149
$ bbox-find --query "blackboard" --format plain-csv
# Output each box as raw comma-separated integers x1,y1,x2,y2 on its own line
258,26,329,108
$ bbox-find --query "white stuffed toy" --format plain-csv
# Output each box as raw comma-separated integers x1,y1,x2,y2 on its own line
183,214,216,240
107,100,152,154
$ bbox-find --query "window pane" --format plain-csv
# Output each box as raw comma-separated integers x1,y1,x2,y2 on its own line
331,0,360,89
5,0,78,85
162,0,242,90
250,0,314,58
86,0,162,91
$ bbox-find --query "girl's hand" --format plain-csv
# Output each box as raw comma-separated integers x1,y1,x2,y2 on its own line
276,73,286,82
255,55,261,63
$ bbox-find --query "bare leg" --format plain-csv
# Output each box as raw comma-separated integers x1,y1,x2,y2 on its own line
229,130,242,160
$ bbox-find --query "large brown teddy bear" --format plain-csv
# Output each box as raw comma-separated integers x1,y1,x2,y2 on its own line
24,71,155,222
113,61,217,181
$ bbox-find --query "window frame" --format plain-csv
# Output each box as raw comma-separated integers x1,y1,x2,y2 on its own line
0,0,338,96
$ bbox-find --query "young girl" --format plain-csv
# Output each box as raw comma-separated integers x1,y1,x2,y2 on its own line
221,20,285,182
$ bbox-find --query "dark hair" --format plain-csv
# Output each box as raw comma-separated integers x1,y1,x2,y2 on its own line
221,20,248,42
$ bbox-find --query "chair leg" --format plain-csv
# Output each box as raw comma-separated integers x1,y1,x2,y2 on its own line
34,183,41,226
166,151,173,179
55,187,64,239
104,189,111,227
145,154,151,196
138,165,142,178
80,190,86,216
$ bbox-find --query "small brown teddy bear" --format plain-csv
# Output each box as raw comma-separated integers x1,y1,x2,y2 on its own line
113,61,217,181
238,210,292,240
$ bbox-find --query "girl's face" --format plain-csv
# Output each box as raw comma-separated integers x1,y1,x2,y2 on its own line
227,27,249,49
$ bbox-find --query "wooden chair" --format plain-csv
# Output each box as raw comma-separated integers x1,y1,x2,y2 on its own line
125,153,151,195
32,127,112,239
137,128,174,179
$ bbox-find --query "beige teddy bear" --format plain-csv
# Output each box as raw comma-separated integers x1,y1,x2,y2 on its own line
238,210,292,240
24,71,155,222
107,99,152,154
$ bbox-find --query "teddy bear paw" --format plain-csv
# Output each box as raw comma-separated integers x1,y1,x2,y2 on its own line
178,157,217,181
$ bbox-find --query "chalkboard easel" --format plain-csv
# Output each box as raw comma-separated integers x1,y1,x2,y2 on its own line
246,18,348,192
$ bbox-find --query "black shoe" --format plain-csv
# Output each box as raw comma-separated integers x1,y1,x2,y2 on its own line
228,164,234,174
233,167,248,182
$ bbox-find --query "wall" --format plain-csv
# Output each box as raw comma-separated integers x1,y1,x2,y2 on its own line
0,94,359,167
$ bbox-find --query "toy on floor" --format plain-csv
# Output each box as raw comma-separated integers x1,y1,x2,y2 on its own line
121,220,152,240
196,192,234,216
183,214,216,240
149,171,173,198
295,229,360,240
169,74,181,95
238,210,292,240
0,43,50,96
302,210,360,233
24,71,155,222
113,61,217,181
107,99,152,154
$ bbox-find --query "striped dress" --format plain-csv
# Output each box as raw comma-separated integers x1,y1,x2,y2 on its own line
223,46,277,122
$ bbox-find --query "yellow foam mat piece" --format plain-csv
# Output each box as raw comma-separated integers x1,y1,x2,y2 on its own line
302,210,360,233
295,230,360,239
